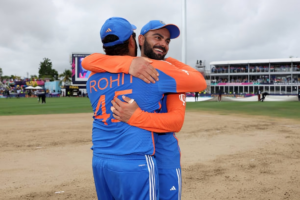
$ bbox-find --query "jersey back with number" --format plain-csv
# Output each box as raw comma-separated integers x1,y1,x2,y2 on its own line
87,71,177,156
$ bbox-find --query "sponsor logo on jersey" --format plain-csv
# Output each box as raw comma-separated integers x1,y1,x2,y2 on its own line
181,69,189,75
170,186,176,191
179,94,186,106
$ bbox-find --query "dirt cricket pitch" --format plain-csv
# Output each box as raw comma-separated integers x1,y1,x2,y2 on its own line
0,111,300,200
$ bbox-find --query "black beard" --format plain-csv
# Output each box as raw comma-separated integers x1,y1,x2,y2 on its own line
143,38,166,60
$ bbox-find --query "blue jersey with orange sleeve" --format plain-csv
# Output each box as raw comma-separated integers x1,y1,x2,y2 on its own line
86,58,204,156
155,93,185,169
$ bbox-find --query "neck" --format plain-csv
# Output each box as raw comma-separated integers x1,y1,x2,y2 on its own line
140,48,146,57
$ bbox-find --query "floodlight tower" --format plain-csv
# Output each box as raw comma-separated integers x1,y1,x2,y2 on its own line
182,0,187,64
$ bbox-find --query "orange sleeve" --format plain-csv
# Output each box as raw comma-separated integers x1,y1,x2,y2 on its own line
82,53,133,73
83,54,206,93
127,93,186,133
165,57,206,92
165,57,199,72
151,59,207,93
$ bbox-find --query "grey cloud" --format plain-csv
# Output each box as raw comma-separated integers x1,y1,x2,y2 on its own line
1,0,300,77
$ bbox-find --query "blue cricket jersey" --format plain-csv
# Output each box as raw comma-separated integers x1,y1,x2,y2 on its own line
87,70,178,156
155,95,181,168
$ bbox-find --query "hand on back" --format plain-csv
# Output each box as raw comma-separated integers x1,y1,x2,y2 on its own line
129,57,159,84
111,96,139,123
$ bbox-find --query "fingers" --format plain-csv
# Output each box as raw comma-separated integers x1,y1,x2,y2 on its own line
143,57,153,63
110,106,120,116
145,65,159,81
112,113,121,120
139,65,159,83
116,96,129,105
122,96,135,105
141,73,155,84
111,97,128,113
138,74,151,84
129,58,159,84
111,99,121,117
128,99,135,104
122,95,132,103
111,99,121,112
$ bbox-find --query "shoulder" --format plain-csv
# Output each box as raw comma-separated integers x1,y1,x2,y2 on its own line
151,59,175,68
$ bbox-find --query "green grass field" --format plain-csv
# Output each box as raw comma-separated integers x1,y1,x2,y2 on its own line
0,97,93,116
0,97,299,119
186,101,300,119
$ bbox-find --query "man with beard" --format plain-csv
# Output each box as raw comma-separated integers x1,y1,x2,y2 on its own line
83,18,206,200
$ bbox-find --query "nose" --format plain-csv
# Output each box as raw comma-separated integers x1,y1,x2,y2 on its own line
160,40,168,47
158,40,169,52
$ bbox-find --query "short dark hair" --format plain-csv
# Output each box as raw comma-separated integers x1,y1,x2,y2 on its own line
102,32,136,56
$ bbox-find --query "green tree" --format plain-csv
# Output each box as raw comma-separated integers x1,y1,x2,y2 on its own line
38,58,58,80
0,68,2,80
2,75,10,80
52,69,59,80
59,69,72,85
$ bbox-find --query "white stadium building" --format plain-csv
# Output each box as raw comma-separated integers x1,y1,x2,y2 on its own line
207,58,300,95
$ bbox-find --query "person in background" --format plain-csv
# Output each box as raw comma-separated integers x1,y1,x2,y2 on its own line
16,89,20,98
257,88,261,101
195,91,199,102
6,89,10,99
41,88,46,104
260,91,269,102
218,88,223,101
37,90,42,103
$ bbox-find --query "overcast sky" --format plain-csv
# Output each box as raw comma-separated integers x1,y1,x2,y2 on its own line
1,0,300,77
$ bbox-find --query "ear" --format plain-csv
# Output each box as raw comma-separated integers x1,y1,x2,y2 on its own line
128,35,135,48
138,34,145,48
